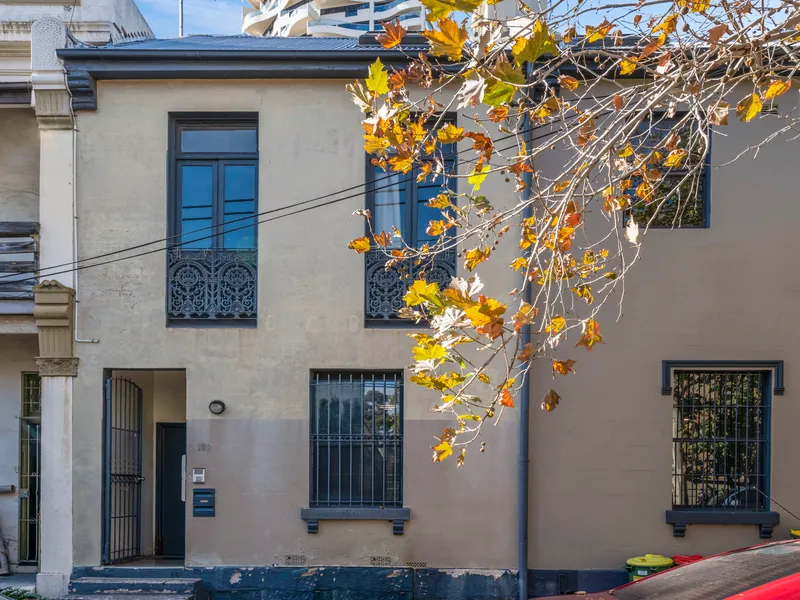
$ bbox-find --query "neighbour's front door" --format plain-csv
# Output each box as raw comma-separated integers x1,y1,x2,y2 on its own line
157,423,186,558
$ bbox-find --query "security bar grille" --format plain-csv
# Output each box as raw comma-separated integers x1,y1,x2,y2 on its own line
672,370,770,511
18,372,41,565
310,371,403,508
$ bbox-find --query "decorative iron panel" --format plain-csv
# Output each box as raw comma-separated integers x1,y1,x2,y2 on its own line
672,370,770,511
167,247,257,323
18,372,41,565
310,372,403,508
103,377,144,564
365,249,457,322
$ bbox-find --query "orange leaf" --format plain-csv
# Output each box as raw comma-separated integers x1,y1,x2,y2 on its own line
348,236,371,253
552,359,577,376
613,94,625,111
639,33,666,59
500,389,515,408
376,19,407,49
488,106,509,122
575,319,604,351
373,231,392,247
517,343,533,362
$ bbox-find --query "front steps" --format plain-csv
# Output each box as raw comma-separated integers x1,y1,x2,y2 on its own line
68,577,207,600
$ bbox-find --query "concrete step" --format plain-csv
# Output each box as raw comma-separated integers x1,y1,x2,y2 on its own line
69,595,193,600
69,578,203,597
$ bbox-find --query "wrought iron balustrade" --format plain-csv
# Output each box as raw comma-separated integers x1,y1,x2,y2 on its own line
0,221,39,312
365,248,457,323
167,247,257,324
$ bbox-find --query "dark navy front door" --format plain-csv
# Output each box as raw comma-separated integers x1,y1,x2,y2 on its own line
157,423,186,558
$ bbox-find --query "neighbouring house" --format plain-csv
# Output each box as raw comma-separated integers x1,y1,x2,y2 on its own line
0,0,151,584
5,16,800,600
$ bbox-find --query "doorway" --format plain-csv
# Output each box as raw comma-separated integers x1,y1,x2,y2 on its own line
156,424,186,558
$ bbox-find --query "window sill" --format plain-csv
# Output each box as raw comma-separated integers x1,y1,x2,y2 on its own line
666,510,779,538
301,507,410,535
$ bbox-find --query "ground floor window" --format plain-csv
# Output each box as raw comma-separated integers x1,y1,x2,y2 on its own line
672,370,770,511
310,371,403,508
18,372,41,564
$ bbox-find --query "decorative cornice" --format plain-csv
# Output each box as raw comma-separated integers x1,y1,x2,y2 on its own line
36,356,78,377
33,280,75,365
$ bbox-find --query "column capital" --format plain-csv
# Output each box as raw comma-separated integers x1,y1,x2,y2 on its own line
34,280,77,377
31,17,74,130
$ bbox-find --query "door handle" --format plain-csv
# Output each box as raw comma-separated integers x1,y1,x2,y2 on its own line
181,455,186,503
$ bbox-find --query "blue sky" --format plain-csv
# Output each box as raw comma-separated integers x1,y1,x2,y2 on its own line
135,0,243,38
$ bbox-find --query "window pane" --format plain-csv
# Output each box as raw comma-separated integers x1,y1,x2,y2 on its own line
416,160,455,245
373,169,406,244
181,127,257,153
627,175,706,227
180,165,213,248
222,164,257,249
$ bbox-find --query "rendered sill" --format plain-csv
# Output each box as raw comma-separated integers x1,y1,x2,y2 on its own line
666,509,779,538
301,507,410,535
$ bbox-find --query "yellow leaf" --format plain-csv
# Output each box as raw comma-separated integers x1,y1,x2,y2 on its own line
562,25,577,43
488,106,509,122
389,154,415,173
585,19,613,43
427,193,452,209
511,20,559,65
541,389,560,412
363,134,390,156
554,179,571,192
736,93,762,122
431,440,453,462
376,18,407,49
764,79,791,100
546,315,566,333
404,279,442,307
677,0,709,12
509,256,528,271
468,164,491,190
654,13,678,35
413,342,447,361
419,0,481,21
664,149,688,168
620,57,638,75
500,389,515,408
575,319,603,351
464,247,490,271
464,297,507,326
552,359,577,376
558,75,579,91
426,220,447,237
617,144,634,158
478,372,491,384
458,413,481,422
422,18,468,60
571,284,594,304
437,122,465,143
348,236,371,253
365,58,389,95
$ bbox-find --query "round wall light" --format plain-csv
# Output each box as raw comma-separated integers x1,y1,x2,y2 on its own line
208,400,226,415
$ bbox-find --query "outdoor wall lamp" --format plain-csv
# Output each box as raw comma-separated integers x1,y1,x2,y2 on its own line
208,400,226,415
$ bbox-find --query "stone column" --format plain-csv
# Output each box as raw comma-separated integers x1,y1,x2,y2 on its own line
33,281,77,598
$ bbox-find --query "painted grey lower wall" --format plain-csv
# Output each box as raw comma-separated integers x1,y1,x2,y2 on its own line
71,566,629,599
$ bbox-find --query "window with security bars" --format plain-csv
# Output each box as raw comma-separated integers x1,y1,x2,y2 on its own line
19,372,41,565
672,370,770,511
626,114,710,228
310,371,402,508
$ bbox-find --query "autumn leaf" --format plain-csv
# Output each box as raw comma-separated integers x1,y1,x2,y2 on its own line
677,0,709,12
709,101,730,126
484,63,524,107
571,284,594,304
542,389,561,412
664,149,687,168
558,75,579,91
437,122,465,143
562,25,577,43
364,134,390,155
346,81,372,112
464,297,506,326
373,231,391,247
625,217,639,244
413,341,447,361
552,359,577,376
653,13,678,35
426,220,447,237
404,279,442,307
348,236,371,253
377,19,407,48
500,389,515,408
423,18,469,60
509,256,528,271
419,0,481,20
478,372,491,384
613,94,625,111
736,93,762,122
620,57,638,75
575,319,604,351
517,343,533,362
388,154,415,173
511,20,559,66
468,164,491,190
585,19,613,43
432,439,453,462
476,319,504,340
488,106,509,122
366,58,389,95
708,23,727,46
640,33,666,59
464,247,490,271
428,193,452,209
554,179,571,192
764,79,791,100
546,315,566,333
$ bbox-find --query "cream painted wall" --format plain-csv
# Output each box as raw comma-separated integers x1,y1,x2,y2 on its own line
0,335,39,569
529,87,800,569
72,79,522,570
0,109,39,223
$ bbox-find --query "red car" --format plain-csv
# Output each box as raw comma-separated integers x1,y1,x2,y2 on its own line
548,540,800,600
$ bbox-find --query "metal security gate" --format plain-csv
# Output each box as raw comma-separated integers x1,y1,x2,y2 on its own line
18,373,41,565
102,377,144,564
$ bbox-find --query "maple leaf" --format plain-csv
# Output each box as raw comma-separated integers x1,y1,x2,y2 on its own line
423,18,469,60
708,101,730,126
464,131,494,162
437,122,465,143
426,220,447,237
639,33,666,59
464,247,490,271
432,439,453,462
517,343,533,362
419,0,482,20
546,316,566,333
552,359,577,376
653,13,678,35
468,164,491,191
620,58,638,75
500,389,515,408
488,106,509,122
554,179,571,192
413,341,447,361
365,58,389,95
404,279,442,307
484,63,524,107
476,319,505,340
377,19,407,49
571,284,594,304
345,81,372,113
764,79,791,100
562,25,577,43
541,389,561,412
364,134,390,156
373,231,391,247
511,20,559,66
389,154,415,173
427,193,452,209
708,23,727,46
478,372,491,384
509,257,528,271
585,19,613,43
664,149,687,168
464,297,506,326
348,236,371,253
575,319,604,351
677,0,709,11
558,75,579,91
736,93,762,122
